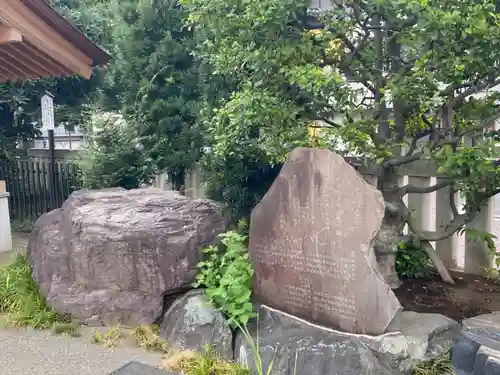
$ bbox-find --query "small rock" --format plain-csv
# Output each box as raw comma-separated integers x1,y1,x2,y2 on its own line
452,312,500,375
159,289,233,359
485,355,500,375
386,310,459,362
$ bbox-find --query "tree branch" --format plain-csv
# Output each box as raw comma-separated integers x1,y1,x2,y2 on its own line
420,240,456,284
399,179,453,197
455,110,500,138
408,197,485,242
449,77,500,108
404,113,438,157
385,110,500,168
343,24,371,67
449,186,459,218
440,80,477,97
310,117,342,128
384,152,422,168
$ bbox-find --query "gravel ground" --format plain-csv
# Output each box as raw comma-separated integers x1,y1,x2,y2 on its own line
0,327,164,375
0,232,29,265
11,232,29,251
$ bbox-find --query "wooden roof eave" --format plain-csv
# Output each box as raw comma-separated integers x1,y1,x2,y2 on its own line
0,0,100,80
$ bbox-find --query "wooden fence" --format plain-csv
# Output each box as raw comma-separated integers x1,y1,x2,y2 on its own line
0,159,81,220
154,161,499,275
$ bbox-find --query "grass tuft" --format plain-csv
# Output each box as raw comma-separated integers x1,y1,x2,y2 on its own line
163,345,250,375
132,324,169,353
52,321,81,337
90,326,123,348
413,351,455,375
0,253,64,329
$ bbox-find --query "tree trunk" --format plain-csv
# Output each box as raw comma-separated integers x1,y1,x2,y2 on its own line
374,168,406,288
374,167,456,287
419,240,455,284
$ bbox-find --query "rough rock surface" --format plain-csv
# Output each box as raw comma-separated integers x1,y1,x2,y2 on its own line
452,312,500,375
27,188,227,325
386,311,459,363
109,362,173,375
159,289,232,359
249,147,400,334
234,306,458,375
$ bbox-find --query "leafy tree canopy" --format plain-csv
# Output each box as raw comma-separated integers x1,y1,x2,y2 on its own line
108,0,203,189
183,0,500,233
78,111,152,189
182,0,500,281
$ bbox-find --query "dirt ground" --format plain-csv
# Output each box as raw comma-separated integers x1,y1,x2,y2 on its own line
395,271,500,322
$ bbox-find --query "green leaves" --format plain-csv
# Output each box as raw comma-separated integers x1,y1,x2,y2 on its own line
461,228,499,266
76,111,154,189
396,241,434,279
103,0,203,187
194,230,256,328
184,0,500,236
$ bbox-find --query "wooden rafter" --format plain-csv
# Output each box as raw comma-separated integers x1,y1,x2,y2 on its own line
0,0,94,78
1,44,53,77
0,0,110,82
0,24,22,44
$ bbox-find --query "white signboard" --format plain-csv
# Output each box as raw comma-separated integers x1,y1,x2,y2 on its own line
41,93,54,130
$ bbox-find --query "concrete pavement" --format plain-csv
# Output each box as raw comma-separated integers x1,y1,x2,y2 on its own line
0,327,164,375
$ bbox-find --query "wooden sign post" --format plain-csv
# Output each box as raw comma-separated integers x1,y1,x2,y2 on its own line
42,92,56,209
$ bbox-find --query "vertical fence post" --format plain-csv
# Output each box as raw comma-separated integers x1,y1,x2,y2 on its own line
34,161,42,218
465,198,495,273
399,175,409,235
421,176,437,248
464,197,496,273
407,176,437,245
41,161,48,214
0,180,12,252
10,161,19,220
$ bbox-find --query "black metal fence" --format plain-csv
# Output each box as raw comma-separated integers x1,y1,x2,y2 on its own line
0,159,82,220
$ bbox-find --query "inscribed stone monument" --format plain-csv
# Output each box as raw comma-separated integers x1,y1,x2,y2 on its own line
248,147,401,335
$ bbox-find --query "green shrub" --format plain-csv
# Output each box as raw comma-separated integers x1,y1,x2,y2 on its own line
52,322,81,337
76,111,153,190
396,241,434,279
0,253,65,328
194,231,256,328
203,152,282,222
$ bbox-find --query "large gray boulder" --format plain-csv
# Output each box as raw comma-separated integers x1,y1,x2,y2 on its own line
235,306,459,375
27,188,227,326
452,312,500,375
159,289,233,359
